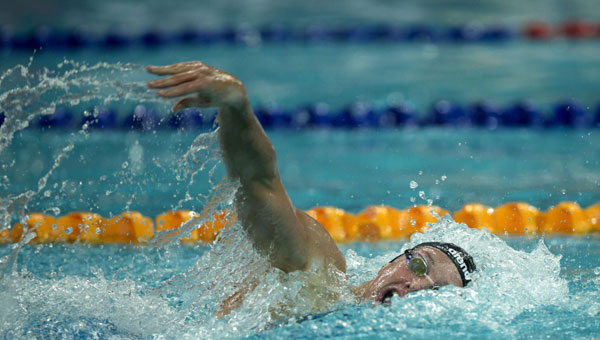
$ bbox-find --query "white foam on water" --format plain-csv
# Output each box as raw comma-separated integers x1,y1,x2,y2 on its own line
0,269,176,339
344,217,569,333
148,223,353,340
153,216,574,339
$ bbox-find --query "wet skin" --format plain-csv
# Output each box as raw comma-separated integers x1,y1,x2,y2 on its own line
147,62,465,314
353,246,464,303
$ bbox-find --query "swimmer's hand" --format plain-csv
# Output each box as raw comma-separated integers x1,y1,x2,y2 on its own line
147,61,247,113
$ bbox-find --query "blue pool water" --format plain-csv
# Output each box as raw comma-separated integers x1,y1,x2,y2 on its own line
3,42,600,112
1,69,599,339
2,129,599,217
2,0,600,339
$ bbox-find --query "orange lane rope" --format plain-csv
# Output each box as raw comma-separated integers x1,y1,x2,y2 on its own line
1,201,598,244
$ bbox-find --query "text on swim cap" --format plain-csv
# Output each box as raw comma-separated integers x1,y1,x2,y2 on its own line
446,247,472,281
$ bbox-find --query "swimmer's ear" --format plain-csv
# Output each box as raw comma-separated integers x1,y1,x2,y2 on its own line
173,96,211,113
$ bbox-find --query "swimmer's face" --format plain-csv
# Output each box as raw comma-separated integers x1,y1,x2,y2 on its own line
358,246,463,303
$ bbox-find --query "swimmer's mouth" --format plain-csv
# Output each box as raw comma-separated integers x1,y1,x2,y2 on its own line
377,287,401,304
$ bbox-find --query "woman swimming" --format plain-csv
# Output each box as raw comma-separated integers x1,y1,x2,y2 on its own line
146,61,476,313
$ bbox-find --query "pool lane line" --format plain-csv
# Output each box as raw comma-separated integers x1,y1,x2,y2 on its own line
6,99,599,130
1,20,600,51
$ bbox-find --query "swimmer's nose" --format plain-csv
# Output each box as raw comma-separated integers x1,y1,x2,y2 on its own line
387,260,422,290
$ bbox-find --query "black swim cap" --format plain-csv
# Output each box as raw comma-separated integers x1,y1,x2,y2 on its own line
416,242,476,287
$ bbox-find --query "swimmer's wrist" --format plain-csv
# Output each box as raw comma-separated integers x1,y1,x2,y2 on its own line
218,84,249,111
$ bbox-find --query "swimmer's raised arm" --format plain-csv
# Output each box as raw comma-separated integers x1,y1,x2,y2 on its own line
147,62,345,273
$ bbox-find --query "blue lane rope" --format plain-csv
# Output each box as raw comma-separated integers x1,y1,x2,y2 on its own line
2,100,598,130
1,21,599,51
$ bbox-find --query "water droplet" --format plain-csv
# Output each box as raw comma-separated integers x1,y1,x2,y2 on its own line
65,227,73,235
441,175,447,181
122,161,128,169
409,181,418,189
418,171,423,176
419,191,426,200
43,190,51,197
95,227,101,234
410,197,416,203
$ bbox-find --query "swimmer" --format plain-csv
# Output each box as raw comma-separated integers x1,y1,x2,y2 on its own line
147,61,476,311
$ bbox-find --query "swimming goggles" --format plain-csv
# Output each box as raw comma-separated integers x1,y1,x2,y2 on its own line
389,248,440,290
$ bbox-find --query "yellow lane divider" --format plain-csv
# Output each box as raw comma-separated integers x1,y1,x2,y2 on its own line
1,201,598,244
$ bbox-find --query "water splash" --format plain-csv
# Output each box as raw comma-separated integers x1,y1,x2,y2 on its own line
150,128,239,245
0,59,158,152
0,59,164,233
344,218,569,333
0,269,176,339
0,58,355,339
0,59,233,267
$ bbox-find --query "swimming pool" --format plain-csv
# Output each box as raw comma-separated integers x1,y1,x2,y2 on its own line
2,0,600,339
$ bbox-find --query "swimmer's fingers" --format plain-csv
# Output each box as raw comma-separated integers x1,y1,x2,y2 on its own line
148,61,246,107
156,79,206,98
173,96,211,112
146,61,205,75
148,70,198,89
